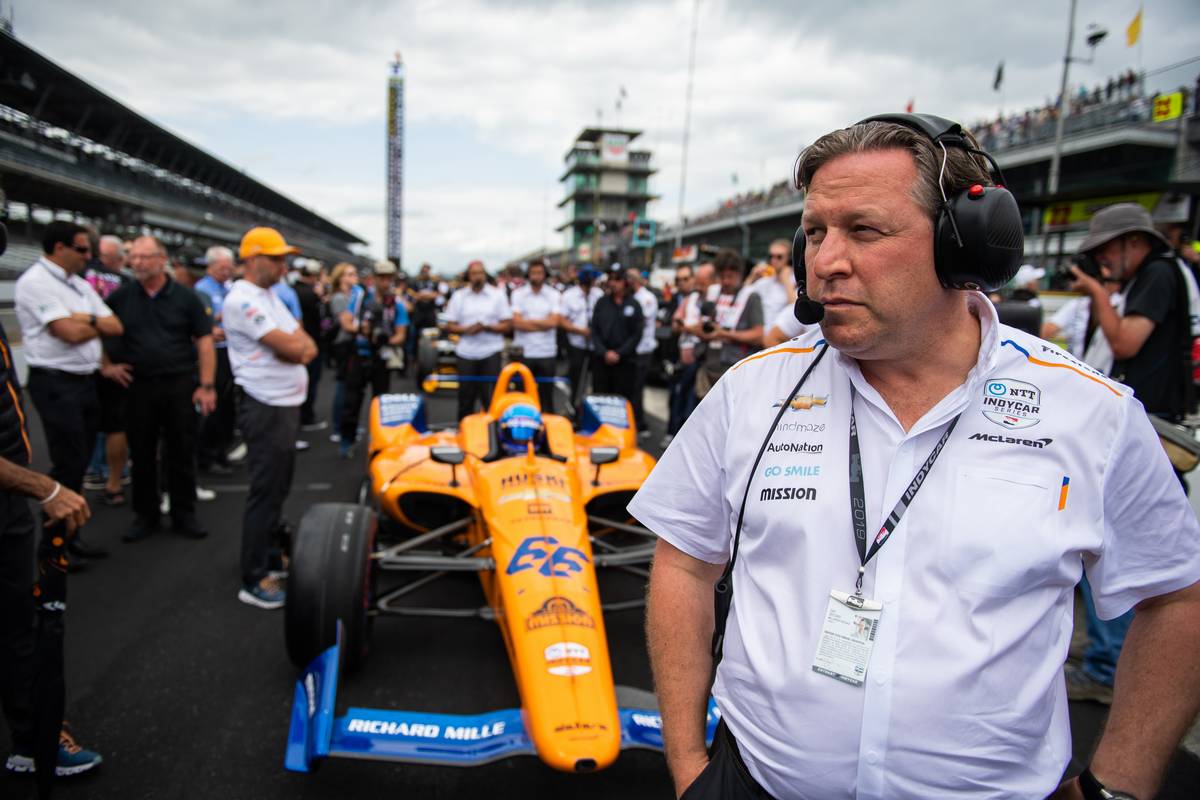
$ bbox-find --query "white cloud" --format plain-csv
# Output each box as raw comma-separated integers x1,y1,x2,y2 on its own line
13,0,1200,268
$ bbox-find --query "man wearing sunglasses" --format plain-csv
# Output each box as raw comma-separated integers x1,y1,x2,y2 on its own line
748,239,797,340
14,221,124,568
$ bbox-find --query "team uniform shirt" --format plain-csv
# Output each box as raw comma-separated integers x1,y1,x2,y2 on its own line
510,284,562,359
634,285,659,356
223,279,308,407
445,285,511,360
768,304,810,341
15,258,114,374
753,275,793,333
561,284,603,350
194,275,231,349
629,292,1200,799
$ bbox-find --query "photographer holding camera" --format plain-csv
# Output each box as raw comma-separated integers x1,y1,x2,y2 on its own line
338,259,408,457
1071,204,1195,422
684,248,763,400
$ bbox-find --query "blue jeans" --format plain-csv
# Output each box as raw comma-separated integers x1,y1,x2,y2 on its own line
1080,574,1134,686
668,360,699,435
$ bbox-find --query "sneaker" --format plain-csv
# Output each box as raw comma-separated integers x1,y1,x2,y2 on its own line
159,492,170,516
82,472,106,491
301,420,329,432
329,432,341,443
1064,664,1114,705
238,577,285,609
226,442,248,463
171,516,209,540
196,486,216,502
5,724,103,776
267,551,290,580
295,440,311,452
338,443,355,459
123,516,158,543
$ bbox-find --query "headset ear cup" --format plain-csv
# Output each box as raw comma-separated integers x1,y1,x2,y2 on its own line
937,187,1024,291
791,225,805,292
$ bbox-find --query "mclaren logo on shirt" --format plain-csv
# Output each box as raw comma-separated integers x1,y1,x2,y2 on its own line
981,378,1042,429
759,486,818,501
968,432,1053,449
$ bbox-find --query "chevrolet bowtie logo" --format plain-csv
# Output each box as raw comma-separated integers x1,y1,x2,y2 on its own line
773,395,828,411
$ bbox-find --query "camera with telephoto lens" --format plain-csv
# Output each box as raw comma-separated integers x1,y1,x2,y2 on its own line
699,300,717,334
362,308,390,349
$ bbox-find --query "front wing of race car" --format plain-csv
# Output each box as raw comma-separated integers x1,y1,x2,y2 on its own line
284,628,721,772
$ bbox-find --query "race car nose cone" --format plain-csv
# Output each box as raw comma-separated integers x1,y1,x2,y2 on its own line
574,757,597,772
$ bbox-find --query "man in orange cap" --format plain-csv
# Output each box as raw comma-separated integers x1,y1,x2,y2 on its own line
224,227,315,608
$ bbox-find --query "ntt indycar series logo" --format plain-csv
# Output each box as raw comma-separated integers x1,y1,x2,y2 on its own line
981,378,1042,430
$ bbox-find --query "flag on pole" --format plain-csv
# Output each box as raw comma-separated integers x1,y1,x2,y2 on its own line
1126,7,1142,46
905,98,914,113
993,62,1004,91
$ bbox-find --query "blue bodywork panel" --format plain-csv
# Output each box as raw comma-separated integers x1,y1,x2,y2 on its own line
284,631,719,772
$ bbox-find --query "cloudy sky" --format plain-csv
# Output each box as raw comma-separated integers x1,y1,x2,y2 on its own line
14,0,1200,269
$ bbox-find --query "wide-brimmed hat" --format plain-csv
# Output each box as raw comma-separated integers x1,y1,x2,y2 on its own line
373,259,397,276
1078,203,1169,254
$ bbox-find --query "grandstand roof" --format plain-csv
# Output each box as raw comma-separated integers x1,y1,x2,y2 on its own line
0,31,364,245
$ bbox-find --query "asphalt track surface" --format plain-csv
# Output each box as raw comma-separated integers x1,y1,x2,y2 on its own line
1,369,1198,799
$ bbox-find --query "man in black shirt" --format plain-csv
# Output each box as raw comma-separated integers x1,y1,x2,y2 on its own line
590,266,643,403
293,260,326,430
1072,203,1193,419
105,236,215,542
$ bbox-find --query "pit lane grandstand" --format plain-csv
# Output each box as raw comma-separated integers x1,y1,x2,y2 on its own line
0,29,366,349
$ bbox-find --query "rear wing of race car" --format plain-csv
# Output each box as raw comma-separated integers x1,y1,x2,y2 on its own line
284,625,720,772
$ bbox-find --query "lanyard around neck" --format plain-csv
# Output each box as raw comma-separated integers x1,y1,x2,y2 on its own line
847,385,960,595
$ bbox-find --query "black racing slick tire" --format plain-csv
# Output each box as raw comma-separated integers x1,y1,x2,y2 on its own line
417,336,437,391
285,503,377,672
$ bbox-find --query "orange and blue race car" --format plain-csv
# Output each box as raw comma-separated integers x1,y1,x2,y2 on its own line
283,362,719,774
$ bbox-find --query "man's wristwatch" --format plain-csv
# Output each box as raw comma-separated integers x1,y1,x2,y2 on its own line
88,313,97,327
1079,768,1138,800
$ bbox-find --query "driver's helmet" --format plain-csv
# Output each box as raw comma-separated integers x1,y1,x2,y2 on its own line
499,402,544,455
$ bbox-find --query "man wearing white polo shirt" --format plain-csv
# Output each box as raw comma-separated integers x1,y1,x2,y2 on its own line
634,117,1200,799
445,260,511,420
15,221,124,566
510,259,561,413
223,227,317,609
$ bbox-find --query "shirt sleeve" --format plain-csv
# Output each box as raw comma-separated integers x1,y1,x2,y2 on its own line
17,281,70,327
394,302,409,327
628,375,734,564
1123,260,1177,325
445,291,461,324
86,285,115,318
228,295,282,341
1087,393,1200,619
495,291,512,321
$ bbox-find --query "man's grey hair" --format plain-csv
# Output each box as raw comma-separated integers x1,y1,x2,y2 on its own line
99,234,124,251
133,234,167,255
794,121,992,222
205,245,234,265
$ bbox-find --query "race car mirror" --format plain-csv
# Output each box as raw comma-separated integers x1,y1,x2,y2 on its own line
430,445,466,487
589,446,620,486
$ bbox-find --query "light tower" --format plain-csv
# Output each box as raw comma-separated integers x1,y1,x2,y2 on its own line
386,53,405,267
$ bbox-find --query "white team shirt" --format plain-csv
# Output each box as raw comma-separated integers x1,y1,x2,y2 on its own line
223,279,308,407
633,284,662,352
634,285,659,355
510,283,561,359
445,284,511,360
752,275,793,332
767,304,809,341
629,293,1200,799
15,258,114,374
561,284,603,350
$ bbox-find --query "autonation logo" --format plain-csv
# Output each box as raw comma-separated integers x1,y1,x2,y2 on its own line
766,442,823,454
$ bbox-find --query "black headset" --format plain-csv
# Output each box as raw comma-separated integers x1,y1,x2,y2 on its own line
792,113,1024,325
